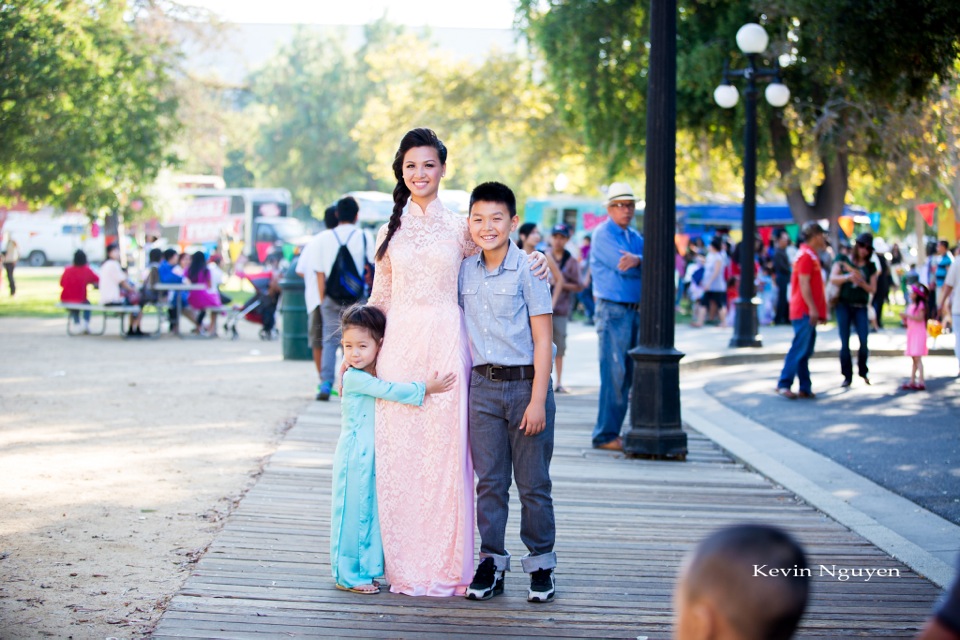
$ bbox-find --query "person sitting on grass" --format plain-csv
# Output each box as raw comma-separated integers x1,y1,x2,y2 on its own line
674,524,809,640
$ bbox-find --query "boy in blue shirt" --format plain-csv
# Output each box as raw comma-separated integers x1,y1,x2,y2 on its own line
458,182,558,603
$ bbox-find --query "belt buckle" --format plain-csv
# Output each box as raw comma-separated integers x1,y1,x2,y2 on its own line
488,365,503,381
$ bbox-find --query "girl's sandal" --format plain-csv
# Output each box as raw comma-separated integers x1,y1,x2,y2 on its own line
336,583,380,595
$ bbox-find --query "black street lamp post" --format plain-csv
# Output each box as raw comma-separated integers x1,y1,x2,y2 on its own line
623,0,687,460
714,23,790,348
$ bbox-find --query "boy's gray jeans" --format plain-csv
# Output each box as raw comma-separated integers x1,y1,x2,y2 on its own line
468,369,557,573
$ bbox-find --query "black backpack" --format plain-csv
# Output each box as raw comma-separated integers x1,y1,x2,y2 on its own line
326,229,366,305
140,265,161,304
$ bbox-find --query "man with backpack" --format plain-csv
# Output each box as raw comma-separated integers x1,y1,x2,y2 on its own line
313,196,375,401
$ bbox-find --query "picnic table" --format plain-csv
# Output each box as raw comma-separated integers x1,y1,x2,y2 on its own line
56,301,162,337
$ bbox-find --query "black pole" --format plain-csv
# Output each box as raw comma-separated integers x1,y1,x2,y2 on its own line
623,0,687,460
729,56,762,348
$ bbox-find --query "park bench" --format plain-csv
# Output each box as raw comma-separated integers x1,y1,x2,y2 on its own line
56,302,166,337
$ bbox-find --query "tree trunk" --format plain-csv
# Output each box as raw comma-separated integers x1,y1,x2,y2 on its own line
769,113,849,239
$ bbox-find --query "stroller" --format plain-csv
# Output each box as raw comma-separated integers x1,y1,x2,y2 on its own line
224,271,280,340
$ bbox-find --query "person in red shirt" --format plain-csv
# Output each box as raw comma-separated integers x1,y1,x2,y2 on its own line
60,249,100,334
776,222,828,399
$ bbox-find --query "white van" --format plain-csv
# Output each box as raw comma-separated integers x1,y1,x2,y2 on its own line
1,210,105,266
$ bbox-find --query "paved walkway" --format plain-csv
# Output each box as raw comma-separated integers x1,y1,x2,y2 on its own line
152,319,957,638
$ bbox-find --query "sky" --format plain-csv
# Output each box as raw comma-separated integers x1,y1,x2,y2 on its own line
184,0,519,29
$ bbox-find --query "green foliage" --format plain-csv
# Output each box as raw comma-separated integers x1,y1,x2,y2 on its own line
518,0,649,177
784,0,960,103
351,30,584,200
520,0,960,223
0,1,179,215
248,26,378,209
245,20,585,210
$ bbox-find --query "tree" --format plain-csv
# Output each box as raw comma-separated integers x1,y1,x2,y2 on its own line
248,26,381,209
350,28,586,201
0,1,179,215
519,0,960,227
247,20,585,211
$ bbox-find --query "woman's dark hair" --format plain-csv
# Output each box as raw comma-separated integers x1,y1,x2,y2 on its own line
375,128,448,262
73,249,87,267
323,205,338,230
517,222,538,248
187,251,208,283
341,303,387,342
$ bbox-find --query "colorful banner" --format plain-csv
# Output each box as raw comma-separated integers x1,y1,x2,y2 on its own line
894,209,908,231
939,207,957,244
868,212,881,233
838,216,855,238
784,224,799,243
674,233,690,256
758,226,773,248
916,202,937,227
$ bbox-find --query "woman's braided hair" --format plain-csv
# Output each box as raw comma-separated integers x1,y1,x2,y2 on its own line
375,127,448,262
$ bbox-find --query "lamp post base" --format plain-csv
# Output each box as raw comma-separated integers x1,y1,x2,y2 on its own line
729,298,763,348
623,346,688,460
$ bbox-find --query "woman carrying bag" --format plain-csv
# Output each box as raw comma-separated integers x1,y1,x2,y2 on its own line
829,232,879,387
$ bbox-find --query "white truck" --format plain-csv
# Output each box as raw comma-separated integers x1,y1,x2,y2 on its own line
0,210,105,266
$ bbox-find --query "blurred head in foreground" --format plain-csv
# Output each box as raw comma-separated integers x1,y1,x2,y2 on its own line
674,524,809,640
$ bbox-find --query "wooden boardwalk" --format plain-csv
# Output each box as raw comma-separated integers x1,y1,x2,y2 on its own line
153,391,942,639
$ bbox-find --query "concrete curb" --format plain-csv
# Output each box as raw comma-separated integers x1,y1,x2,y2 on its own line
680,347,955,371
682,378,958,589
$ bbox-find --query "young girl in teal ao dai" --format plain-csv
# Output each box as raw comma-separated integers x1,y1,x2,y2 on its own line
331,304,455,594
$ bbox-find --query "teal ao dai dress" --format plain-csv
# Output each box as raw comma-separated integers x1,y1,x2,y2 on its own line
331,368,426,588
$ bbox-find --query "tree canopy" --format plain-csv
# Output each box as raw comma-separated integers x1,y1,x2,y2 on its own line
231,21,585,212
519,0,960,224
0,1,179,214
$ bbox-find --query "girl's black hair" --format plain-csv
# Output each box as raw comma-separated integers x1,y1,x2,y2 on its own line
73,249,88,267
187,251,208,283
517,222,538,248
340,303,387,342
375,128,448,262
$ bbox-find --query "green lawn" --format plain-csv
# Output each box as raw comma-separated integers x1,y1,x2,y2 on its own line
0,268,257,318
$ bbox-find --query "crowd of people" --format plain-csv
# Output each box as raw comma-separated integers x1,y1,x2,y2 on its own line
58,243,279,338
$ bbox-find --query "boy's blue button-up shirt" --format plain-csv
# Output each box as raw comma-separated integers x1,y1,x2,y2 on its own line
458,242,553,367
589,218,644,303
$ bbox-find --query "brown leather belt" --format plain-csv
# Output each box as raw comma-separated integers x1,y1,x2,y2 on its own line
473,364,536,382
599,298,640,311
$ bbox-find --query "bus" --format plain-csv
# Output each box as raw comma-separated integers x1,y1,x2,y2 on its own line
164,188,300,263
522,196,799,240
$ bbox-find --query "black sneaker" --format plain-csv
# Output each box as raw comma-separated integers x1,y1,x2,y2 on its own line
528,568,555,603
465,557,504,601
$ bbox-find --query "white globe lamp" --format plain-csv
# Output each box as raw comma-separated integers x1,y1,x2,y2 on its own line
714,84,739,109
765,82,790,107
736,23,769,54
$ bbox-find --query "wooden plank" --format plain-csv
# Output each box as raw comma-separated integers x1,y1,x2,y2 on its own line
152,391,943,640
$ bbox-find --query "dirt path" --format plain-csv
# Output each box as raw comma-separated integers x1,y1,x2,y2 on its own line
0,316,315,638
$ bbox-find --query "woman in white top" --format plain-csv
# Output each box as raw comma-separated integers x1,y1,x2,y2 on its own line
100,243,144,336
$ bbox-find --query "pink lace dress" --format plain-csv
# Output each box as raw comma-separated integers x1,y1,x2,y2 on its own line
368,198,477,596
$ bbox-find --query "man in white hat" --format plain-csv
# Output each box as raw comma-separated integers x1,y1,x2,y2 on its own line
588,182,643,451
